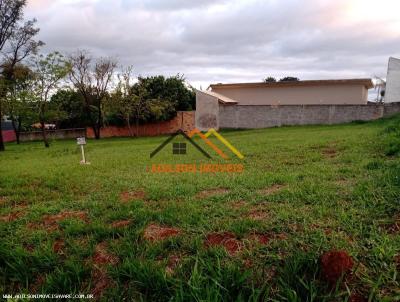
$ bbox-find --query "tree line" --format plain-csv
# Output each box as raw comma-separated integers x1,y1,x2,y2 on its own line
0,0,195,151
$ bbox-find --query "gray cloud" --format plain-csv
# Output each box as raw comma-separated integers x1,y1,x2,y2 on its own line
25,0,400,88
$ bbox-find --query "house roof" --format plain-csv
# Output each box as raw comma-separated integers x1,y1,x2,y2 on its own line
210,78,374,90
197,89,238,104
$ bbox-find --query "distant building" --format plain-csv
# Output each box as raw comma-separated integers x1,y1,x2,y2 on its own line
385,57,400,103
207,79,373,106
195,78,400,130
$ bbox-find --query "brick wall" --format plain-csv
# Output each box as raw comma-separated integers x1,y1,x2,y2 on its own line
2,130,16,142
87,111,195,138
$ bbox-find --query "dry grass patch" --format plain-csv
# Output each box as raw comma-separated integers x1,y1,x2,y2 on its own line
228,200,249,211
23,242,35,253
0,196,8,205
196,188,230,199
110,219,132,228
322,144,338,158
204,232,243,255
89,241,120,299
53,239,65,255
381,215,400,234
334,178,355,187
143,223,181,242
25,211,89,231
120,190,146,202
246,232,270,245
257,184,286,195
43,210,88,224
93,242,119,266
29,274,46,293
247,207,269,221
165,254,183,275
91,268,113,300
0,211,25,222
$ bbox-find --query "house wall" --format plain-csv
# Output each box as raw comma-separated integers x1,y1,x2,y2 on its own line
216,103,400,129
211,84,368,105
385,57,400,103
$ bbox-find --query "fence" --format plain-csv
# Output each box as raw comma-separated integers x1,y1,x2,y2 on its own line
19,128,86,142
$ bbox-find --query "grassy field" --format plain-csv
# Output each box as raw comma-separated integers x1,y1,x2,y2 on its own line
1,116,400,301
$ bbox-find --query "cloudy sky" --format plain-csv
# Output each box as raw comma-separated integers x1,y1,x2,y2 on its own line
25,0,400,89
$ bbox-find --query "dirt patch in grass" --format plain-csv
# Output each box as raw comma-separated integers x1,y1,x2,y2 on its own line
89,242,119,299
196,188,230,199
53,239,65,254
204,232,243,255
246,233,270,245
248,209,269,220
322,146,338,158
166,254,182,275
0,196,8,205
93,242,119,266
91,267,114,299
29,274,46,293
382,215,400,234
110,219,132,228
257,184,286,195
43,211,88,224
320,250,354,285
23,242,35,253
394,254,400,270
349,293,368,302
0,211,25,222
143,223,181,242
273,233,289,240
37,211,89,231
120,190,146,202
334,178,353,187
229,200,248,210
310,223,333,235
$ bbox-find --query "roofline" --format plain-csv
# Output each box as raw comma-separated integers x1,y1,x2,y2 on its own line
210,78,374,89
196,89,238,104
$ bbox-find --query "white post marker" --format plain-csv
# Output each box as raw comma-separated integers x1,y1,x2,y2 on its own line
77,137,90,165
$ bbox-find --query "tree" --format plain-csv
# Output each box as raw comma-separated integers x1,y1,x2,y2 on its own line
31,52,70,147
69,50,117,139
49,89,87,129
134,75,195,111
108,66,136,136
0,0,28,151
1,18,44,142
279,76,300,82
3,63,36,143
264,76,277,83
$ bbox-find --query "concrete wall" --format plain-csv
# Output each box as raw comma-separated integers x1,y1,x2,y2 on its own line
20,128,86,142
218,103,400,129
195,90,220,130
87,111,195,138
197,102,400,130
212,84,369,105
385,57,400,103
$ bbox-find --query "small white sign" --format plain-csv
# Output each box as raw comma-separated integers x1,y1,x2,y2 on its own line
77,137,86,145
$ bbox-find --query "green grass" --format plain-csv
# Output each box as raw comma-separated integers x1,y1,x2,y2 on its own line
1,116,400,301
